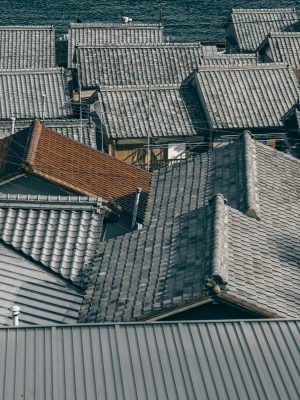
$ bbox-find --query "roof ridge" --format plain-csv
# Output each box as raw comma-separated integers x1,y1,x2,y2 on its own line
69,22,162,28
210,194,229,285
242,131,261,221
231,8,296,13
0,194,103,211
25,119,42,167
76,42,202,49
197,62,290,72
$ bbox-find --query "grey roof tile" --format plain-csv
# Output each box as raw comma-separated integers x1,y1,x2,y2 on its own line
0,25,56,69
0,194,105,287
0,242,83,325
76,43,203,87
200,53,258,66
258,32,300,67
94,84,207,139
194,63,299,130
68,22,164,67
80,133,300,321
0,118,97,147
0,68,72,120
222,8,299,52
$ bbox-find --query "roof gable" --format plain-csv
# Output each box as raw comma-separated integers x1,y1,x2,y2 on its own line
80,133,300,322
0,68,72,120
76,43,203,87
68,22,164,68
94,84,207,139
0,194,104,287
222,8,299,52
0,25,56,69
194,63,299,130
258,32,300,67
0,120,152,216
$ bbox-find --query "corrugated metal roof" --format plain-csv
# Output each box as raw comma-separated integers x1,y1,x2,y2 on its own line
0,68,72,120
0,319,298,400
0,242,83,326
0,25,56,69
68,22,164,68
76,43,203,87
0,119,97,148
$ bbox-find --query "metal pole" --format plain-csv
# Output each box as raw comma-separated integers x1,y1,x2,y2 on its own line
147,84,151,171
42,94,46,121
11,117,15,136
79,83,83,143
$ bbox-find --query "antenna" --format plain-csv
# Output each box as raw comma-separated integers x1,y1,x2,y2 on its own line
146,83,151,171
159,1,164,26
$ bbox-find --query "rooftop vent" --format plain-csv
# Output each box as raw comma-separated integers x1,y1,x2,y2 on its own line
10,305,20,326
122,16,133,24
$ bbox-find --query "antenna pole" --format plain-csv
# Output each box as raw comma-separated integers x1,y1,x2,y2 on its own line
42,94,46,121
147,83,151,171
159,1,164,26
79,82,83,143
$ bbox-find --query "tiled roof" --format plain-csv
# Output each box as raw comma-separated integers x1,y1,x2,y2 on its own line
222,8,299,52
200,53,258,66
0,68,72,120
0,194,104,287
94,84,207,139
0,120,152,216
80,133,300,322
0,25,56,69
0,320,299,400
0,242,83,325
194,63,299,130
68,22,164,68
258,32,300,67
0,119,97,148
75,43,203,87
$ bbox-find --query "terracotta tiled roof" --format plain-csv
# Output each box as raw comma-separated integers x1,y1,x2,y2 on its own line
0,120,151,216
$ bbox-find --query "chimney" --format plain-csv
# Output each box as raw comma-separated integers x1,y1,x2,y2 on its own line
10,305,20,326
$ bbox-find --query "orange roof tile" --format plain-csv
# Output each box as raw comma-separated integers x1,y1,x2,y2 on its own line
7,120,152,215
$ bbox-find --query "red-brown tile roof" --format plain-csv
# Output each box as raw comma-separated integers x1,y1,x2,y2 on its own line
19,120,152,215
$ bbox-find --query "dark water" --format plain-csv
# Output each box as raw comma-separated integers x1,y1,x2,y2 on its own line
1,0,299,41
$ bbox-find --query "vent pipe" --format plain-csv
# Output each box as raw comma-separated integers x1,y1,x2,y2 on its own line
41,93,46,121
10,305,20,326
131,187,142,230
11,117,15,136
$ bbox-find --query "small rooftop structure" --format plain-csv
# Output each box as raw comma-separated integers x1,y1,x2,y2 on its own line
257,32,300,69
222,8,299,52
0,25,56,69
80,133,300,322
0,120,152,217
192,63,299,131
0,68,72,120
68,21,164,68
75,43,203,88
93,84,206,139
0,320,298,400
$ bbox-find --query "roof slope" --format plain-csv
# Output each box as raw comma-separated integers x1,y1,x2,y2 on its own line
258,32,300,67
80,133,300,322
0,194,104,287
68,22,164,68
0,119,97,148
200,53,258,66
222,8,299,52
0,68,72,120
94,84,207,139
0,320,299,400
76,43,203,87
0,242,83,326
0,120,152,216
194,63,299,130
0,25,56,69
